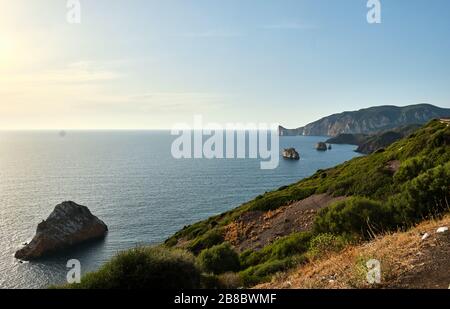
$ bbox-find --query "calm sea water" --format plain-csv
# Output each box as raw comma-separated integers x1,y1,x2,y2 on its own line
0,131,360,288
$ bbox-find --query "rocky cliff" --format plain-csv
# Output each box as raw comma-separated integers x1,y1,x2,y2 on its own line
279,104,450,137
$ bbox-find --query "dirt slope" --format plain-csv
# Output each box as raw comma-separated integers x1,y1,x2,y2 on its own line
224,194,346,252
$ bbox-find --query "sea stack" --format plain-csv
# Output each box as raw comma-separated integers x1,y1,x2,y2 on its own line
15,201,108,261
316,142,328,151
282,148,300,160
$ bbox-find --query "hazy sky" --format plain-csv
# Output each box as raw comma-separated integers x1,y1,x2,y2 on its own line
1,0,450,129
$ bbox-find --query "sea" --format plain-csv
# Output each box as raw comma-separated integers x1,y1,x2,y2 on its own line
0,131,361,288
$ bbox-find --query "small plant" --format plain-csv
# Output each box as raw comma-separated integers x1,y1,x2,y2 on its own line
217,272,243,289
308,233,347,259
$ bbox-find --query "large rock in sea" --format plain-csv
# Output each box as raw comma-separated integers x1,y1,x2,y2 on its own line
15,201,108,261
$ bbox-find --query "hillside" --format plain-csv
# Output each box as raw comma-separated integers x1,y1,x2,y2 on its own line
65,119,450,289
258,215,450,289
163,119,449,287
325,133,369,146
279,104,450,136
326,124,421,154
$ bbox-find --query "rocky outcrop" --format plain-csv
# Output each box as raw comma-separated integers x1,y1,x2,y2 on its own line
279,104,450,137
326,124,421,154
279,126,302,136
282,148,300,160
326,133,368,146
15,201,108,260
315,142,328,151
356,131,403,154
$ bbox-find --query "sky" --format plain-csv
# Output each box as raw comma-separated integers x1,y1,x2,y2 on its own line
0,0,450,129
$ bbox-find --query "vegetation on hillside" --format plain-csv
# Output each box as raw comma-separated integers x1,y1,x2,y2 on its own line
60,246,201,289
62,120,449,289
325,124,421,154
259,215,450,289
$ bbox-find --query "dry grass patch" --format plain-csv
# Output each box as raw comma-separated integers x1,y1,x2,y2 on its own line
258,215,450,289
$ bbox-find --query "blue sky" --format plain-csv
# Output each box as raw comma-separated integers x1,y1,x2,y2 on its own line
1,0,450,129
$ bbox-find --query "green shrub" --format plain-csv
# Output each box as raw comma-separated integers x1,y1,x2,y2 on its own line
200,272,243,289
308,233,348,259
394,156,432,183
250,194,291,212
200,273,220,289
248,187,316,212
239,255,307,287
217,272,243,289
187,229,224,254
389,162,450,224
290,186,317,201
197,243,241,274
314,197,393,238
240,232,312,267
239,259,289,287
67,246,201,289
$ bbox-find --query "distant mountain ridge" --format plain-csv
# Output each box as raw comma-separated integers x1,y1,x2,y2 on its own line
279,104,450,137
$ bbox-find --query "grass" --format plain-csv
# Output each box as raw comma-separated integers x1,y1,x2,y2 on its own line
258,215,450,289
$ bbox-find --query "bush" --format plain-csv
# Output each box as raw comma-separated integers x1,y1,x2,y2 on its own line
308,233,347,259
389,163,450,224
394,156,432,183
187,229,224,254
67,246,201,289
217,272,243,289
249,187,316,212
239,255,307,287
314,197,393,238
240,232,312,267
197,243,241,274
250,194,291,212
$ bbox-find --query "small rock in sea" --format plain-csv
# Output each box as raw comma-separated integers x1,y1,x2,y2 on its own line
436,227,449,233
315,142,328,151
15,201,108,261
421,233,430,241
282,148,300,160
